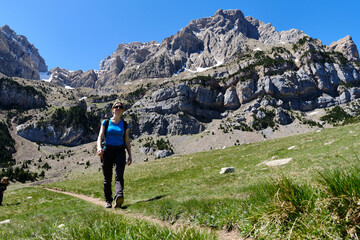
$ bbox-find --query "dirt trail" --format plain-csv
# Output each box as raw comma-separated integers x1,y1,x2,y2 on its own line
42,187,244,240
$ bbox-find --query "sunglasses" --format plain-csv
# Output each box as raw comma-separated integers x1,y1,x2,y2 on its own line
113,105,123,109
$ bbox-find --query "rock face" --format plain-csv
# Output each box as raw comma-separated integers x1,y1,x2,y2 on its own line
6,9,360,145
43,9,360,103
48,9,305,89
329,36,359,61
0,25,47,79
95,9,307,86
0,78,46,109
16,103,99,146
48,67,98,88
16,123,97,146
126,35,360,135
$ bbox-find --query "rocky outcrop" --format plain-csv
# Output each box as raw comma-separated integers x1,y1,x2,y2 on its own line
0,78,46,109
16,103,99,146
329,36,359,61
95,9,308,86
0,25,47,79
245,16,306,45
16,123,97,146
48,67,98,88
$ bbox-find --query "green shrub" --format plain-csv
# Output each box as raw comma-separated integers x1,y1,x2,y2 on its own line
252,109,276,131
316,160,360,237
0,78,45,109
142,137,173,151
320,106,352,125
0,121,16,167
264,176,316,222
50,105,100,136
0,166,38,182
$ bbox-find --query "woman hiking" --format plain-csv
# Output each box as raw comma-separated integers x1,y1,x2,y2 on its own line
96,100,132,208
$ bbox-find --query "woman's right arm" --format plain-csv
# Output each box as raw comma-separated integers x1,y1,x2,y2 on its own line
96,124,105,156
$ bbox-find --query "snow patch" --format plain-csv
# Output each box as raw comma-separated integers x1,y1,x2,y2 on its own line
253,47,262,51
308,111,319,116
65,85,74,90
40,71,51,82
79,97,87,101
184,57,223,73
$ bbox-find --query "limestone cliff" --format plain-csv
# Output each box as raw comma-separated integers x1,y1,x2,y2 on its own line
0,25,48,79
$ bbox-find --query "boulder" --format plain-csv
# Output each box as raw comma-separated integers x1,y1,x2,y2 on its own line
152,87,177,102
316,94,335,108
219,167,235,174
275,108,294,125
236,79,256,103
223,86,240,109
155,150,173,158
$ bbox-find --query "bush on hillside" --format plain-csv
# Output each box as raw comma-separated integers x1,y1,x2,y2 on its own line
50,105,100,135
0,121,16,167
320,106,352,125
0,166,38,183
252,108,276,131
0,77,45,110
142,137,173,152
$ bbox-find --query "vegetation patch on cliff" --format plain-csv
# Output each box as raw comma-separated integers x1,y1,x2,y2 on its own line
0,77,46,110
0,120,16,167
49,104,100,136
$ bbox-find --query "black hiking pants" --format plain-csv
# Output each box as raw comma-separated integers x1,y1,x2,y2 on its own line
0,191,4,205
102,145,126,203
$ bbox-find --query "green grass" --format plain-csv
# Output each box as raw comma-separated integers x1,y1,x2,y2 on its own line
42,122,360,238
0,187,215,239
11,122,360,238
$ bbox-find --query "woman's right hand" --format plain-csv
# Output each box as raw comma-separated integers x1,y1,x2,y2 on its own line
97,148,104,157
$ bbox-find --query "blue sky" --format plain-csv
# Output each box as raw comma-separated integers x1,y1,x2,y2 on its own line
0,0,359,71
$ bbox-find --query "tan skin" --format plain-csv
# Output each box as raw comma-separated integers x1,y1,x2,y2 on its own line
1,179,9,185
96,104,132,166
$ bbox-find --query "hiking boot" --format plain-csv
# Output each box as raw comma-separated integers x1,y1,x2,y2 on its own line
114,195,124,208
105,201,112,208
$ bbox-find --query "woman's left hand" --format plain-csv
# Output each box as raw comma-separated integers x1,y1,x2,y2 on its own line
127,156,132,166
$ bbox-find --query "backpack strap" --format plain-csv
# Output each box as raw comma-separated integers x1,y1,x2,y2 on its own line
123,120,127,144
103,119,110,139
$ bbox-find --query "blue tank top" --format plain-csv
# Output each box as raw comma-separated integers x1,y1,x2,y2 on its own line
102,119,129,146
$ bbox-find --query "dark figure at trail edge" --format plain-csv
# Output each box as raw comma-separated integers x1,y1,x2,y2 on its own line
0,177,9,206
96,100,132,208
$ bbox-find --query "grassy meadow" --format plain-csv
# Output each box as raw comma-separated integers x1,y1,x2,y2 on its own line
0,187,215,239
2,122,360,239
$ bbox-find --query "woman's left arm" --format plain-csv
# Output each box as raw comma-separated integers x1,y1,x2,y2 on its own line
125,128,132,165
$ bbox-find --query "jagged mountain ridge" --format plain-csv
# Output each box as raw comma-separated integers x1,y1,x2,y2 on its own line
3,9,360,147
0,25,48,80
97,9,309,86
49,9,335,89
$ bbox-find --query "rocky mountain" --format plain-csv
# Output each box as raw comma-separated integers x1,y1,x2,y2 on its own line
329,35,359,61
0,77,46,109
3,9,360,147
96,9,308,86
16,103,99,146
47,67,97,88
47,9,359,93
0,25,48,80
47,9,308,88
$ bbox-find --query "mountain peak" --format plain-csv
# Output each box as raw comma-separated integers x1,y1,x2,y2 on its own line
330,35,359,61
0,25,48,79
